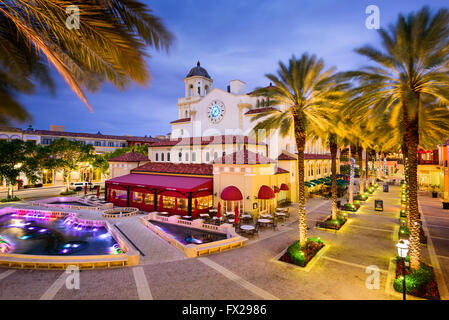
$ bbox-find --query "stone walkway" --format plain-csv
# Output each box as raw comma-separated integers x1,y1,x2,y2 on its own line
1,186,448,300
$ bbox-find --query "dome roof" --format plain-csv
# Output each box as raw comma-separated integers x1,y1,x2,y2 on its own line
186,61,211,79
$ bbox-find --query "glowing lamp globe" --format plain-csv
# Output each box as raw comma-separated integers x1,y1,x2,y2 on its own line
396,239,409,258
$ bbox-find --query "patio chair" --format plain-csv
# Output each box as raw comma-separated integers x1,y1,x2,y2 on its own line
270,219,278,230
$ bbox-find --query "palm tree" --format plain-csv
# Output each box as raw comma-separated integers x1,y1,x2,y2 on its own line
0,0,173,123
340,7,449,270
250,53,345,246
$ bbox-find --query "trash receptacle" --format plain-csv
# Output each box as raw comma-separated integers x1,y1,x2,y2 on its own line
375,199,383,211
383,184,389,192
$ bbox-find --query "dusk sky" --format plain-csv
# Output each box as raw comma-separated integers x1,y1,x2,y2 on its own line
17,0,445,137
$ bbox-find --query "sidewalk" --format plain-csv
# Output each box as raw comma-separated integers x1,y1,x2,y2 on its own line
418,195,449,299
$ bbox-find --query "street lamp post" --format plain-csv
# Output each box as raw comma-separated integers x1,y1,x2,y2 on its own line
396,239,410,300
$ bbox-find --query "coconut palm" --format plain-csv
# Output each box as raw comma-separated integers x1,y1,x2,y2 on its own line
0,0,173,123
250,53,346,246
340,7,449,270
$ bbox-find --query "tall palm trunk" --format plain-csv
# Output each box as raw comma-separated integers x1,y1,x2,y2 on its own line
349,146,355,204
365,148,370,189
402,140,410,228
294,116,307,246
330,138,338,219
357,145,364,194
406,115,421,270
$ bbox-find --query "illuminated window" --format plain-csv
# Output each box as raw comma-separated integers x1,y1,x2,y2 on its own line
196,195,213,209
163,196,176,209
144,193,154,205
133,192,143,203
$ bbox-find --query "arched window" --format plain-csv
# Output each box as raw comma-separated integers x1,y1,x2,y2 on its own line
185,110,188,118
206,152,210,162
205,85,209,95
192,152,196,162
197,87,201,95
161,153,164,161
189,85,193,96
185,153,189,161
167,152,170,162
214,152,218,159
178,152,182,161
155,153,159,161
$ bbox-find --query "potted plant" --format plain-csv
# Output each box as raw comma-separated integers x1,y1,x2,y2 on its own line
430,185,439,198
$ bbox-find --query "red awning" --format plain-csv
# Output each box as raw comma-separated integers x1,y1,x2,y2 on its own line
258,185,275,199
106,174,212,193
221,186,243,201
280,183,289,191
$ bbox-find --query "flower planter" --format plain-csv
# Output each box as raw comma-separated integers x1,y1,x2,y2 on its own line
394,258,440,300
315,215,347,231
432,192,438,198
279,238,324,267
443,202,449,210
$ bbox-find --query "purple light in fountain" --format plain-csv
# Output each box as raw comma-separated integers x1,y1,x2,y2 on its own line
61,249,69,254
39,229,47,233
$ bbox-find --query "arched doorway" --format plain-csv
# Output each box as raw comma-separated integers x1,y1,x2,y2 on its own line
258,185,275,215
220,186,243,215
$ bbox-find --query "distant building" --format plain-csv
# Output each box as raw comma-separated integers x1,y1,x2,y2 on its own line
106,62,334,217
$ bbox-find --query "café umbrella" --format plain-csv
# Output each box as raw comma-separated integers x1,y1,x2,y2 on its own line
217,202,221,218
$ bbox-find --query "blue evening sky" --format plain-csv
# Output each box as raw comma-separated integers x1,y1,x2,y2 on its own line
17,0,446,137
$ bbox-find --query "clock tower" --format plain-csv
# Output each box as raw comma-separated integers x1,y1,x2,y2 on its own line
184,61,213,99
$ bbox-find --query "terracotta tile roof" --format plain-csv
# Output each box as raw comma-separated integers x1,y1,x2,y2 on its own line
277,153,297,161
275,167,289,174
131,162,213,176
244,107,279,115
107,152,149,162
213,149,275,165
125,136,160,143
303,153,332,160
150,135,266,147
0,126,23,133
34,129,159,143
170,118,191,124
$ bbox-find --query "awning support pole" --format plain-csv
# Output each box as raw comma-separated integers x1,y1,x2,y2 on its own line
188,192,193,216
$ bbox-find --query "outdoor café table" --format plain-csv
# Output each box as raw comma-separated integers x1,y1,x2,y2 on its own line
158,212,169,216
276,208,288,213
240,225,255,231
181,215,192,220
226,211,235,216
209,209,218,214
275,212,286,221
241,214,252,219
260,214,272,219
258,218,272,227
199,213,210,218
212,216,223,221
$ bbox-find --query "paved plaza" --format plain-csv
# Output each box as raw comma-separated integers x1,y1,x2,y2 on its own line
0,186,448,300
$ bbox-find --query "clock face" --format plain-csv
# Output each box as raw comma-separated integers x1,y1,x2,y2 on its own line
208,100,225,124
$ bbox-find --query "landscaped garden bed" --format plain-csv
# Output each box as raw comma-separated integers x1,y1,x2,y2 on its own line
341,202,360,212
279,238,325,267
315,215,347,230
394,257,440,300
60,190,77,196
0,196,21,203
353,194,368,201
